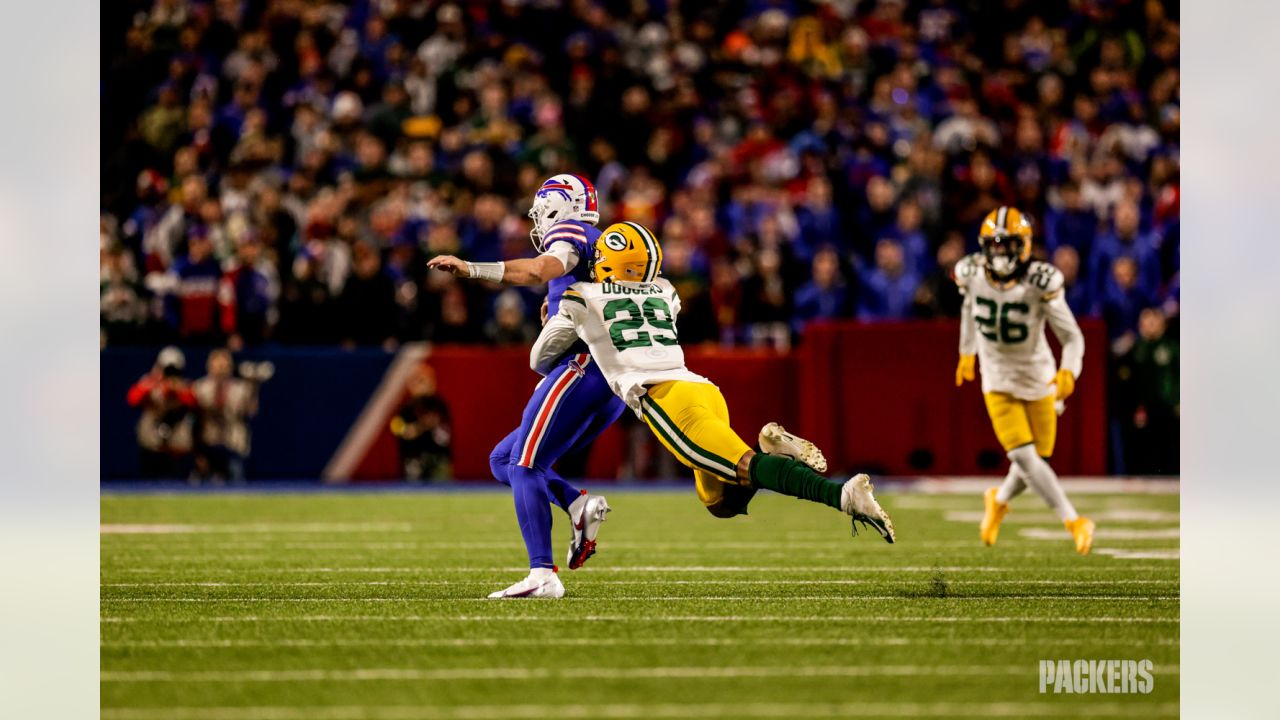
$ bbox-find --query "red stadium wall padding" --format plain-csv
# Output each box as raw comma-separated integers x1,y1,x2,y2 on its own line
795,320,1107,476
350,320,1106,480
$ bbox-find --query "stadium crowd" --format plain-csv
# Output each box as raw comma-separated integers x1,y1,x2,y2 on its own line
101,0,1179,472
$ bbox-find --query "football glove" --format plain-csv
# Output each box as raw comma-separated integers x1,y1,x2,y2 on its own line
955,355,976,387
1051,368,1075,401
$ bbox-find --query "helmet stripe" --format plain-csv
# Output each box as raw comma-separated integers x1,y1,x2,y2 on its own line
996,206,1008,230
569,174,598,212
624,221,659,283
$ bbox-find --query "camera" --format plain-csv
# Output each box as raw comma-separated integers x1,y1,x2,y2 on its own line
238,361,276,383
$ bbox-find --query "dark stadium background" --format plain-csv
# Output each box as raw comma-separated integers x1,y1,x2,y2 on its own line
100,0,1179,480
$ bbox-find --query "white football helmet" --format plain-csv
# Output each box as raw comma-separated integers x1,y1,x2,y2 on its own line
528,173,600,251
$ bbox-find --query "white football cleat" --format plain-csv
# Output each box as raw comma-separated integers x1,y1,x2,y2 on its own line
486,567,565,599
841,474,896,543
758,422,827,473
566,491,610,569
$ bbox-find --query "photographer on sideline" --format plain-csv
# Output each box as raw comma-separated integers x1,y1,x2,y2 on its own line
126,346,197,478
192,349,271,482
391,364,452,481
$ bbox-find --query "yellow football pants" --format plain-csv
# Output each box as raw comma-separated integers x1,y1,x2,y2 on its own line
639,380,753,511
983,392,1058,458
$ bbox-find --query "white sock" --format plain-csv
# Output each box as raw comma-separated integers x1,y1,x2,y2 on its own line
529,567,556,580
1007,445,1078,522
995,465,1027,504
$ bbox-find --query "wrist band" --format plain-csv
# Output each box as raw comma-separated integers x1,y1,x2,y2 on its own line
465,261,505,282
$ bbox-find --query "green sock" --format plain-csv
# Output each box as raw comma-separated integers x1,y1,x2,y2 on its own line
749,453,842,510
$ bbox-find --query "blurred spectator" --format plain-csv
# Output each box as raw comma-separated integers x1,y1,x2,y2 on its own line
794,178,843,262
934,97,1000,156
163,228,224,344
144,175,207,270
1125,308,1180,474
1090,199,1162,300
890,200,931,278
192,349,266,483
742,247,791,349
126,346,196,478
854,176,898,260
663,236,717,344
1044,181,1098,259
218,237,276,349
430,282,485,344
912,233,966,319
708,257,743,346
858,239,920,322
485,289,537,346
339,241,398,348
1101,257,1151,353
101,241,148,346
794,247,851,332
1111,308,1180,475
391,365,452,482
1052,245,1096,318
276,251,337,345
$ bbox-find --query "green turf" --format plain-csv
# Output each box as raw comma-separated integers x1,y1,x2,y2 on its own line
101,487,1179,719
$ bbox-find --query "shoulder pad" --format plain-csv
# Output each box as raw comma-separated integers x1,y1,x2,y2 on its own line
953,254,982,287
1025,261,1065,298
543,221,591,247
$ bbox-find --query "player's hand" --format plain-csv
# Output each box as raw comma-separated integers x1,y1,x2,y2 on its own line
426,255,469,277
1051,368,1075,401
955,355,976,387
540,297,549,325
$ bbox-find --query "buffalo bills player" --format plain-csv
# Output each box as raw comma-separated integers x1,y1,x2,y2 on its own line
428,174,626,598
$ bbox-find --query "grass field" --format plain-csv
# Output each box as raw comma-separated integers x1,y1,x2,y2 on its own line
101,483,1179,719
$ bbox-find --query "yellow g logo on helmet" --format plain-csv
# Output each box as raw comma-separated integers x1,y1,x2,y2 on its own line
593,221,662,284
602,231,628,252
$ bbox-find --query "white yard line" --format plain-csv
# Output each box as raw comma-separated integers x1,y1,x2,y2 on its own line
101,523,413,534
897,478,1179,494
99,614,1179,624
1020,528,1180,540
100,701,1181,720
103,664,1130,683
1094,548,1181,560
101,595,1179,603
105,636,1181,649
105,565,1179,574
101,578,1178,587
103,539,1183,552
944,510,1180,523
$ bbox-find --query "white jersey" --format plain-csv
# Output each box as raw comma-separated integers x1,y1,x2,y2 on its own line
955,254,1085,400
530,278,712,414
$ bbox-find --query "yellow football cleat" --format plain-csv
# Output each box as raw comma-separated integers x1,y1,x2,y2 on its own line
1065,517,1096,555
979,487,1010,546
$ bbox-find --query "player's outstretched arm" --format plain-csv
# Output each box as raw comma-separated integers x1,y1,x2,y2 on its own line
530,293,586,375
427,254,566,286
1045,293,1084,399
956,292,977,386
530,314,579,376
